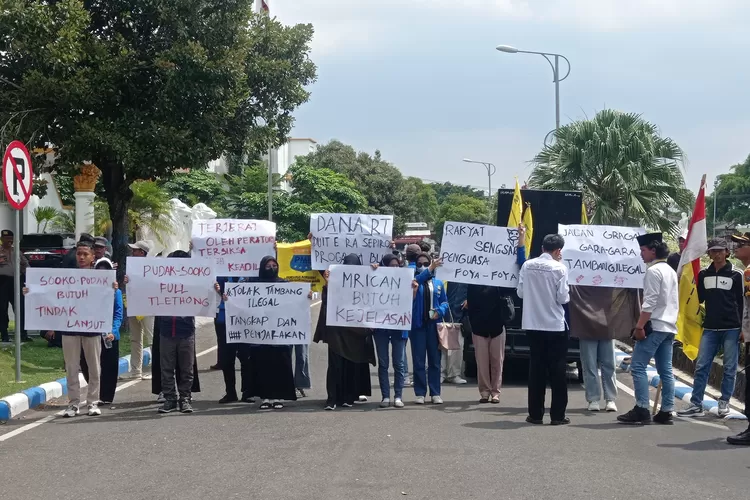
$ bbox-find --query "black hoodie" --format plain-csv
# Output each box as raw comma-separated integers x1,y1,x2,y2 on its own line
697,261,744,330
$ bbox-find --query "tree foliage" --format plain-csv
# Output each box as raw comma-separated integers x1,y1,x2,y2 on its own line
159,169,227,210
0,0,316,269
529,109,693,233
433,194,489,244
708,154,750,231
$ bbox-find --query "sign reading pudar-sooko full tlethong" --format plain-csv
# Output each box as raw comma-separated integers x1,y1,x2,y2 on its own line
558,224,647,288
24,268,116,333
191,219,276,277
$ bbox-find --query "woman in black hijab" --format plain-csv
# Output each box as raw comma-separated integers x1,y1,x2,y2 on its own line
314,254,376,410
245,256,297,409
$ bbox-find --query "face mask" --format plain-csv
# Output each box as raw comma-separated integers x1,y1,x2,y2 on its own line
265,267,279,278
416,264,428,273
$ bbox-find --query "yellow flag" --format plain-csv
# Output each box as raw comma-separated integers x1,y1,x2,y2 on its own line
581,201,589,225
507,179,522,227
676,264,705,360
522,202,533,249
277,240,326,293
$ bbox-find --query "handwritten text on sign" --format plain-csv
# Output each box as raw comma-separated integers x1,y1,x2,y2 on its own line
310,213,393,270
326,265,413,331
437,222,519,287
125,257,217,317
24,268,115,333
191,219,276,277
224,282,311,345
558,224,646,288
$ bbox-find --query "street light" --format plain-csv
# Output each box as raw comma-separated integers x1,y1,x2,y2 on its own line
463,158,496,224
495,44,571,131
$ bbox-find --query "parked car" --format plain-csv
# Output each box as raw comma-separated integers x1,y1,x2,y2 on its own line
20,233,76,268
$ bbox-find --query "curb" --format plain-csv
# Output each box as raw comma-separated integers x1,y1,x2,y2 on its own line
615,349,747,421
0,347,152,421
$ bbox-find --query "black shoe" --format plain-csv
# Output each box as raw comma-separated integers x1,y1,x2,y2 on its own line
325,404,335,411
617,406,652,425
525,416,544,425
727,426,750,446
550,417,571,426
209,363,221,371
158,400,178,413
218,393,238,404
179,399,194,413
240,393,255,403
653,410,674,425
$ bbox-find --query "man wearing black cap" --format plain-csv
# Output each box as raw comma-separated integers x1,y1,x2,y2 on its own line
677,239,743,419
618,232,678,425
0,229,29,342
727,232,750,445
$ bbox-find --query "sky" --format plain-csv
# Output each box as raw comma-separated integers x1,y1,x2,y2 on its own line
271,0,750,194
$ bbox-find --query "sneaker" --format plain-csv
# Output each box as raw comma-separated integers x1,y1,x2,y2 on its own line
87,403,101,416
394,398,404,408
324,403,336,411
380,398,391,408
446,376,468,385
717,400,730,417
587,401,600,412
415,396,425,405
179,399,194,413
62,404,80,418
341,402,353,408
218,393,239,404
617,405,652,425
358,395,368,403
677,404,704,417
653,410,674,425
156,392,166,403
431,396,443,404
727,426,750,446
605,401,618,412
158,400,178,413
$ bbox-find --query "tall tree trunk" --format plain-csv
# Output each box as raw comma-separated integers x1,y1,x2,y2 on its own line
99,160,132,281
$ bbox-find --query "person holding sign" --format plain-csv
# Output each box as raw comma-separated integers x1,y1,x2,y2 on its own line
314,254,376,411
410,253,449,405
215,276,253,404
242,256,298,410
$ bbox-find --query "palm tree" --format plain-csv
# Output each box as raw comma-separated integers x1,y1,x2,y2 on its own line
529,109,693,233
32,206,58,233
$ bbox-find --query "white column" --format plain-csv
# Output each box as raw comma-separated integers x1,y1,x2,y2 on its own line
73,191,95,241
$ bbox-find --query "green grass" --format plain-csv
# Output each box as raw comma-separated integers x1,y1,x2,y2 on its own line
0,325,134,400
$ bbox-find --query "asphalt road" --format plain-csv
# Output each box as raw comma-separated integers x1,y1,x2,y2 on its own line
0,303,747,500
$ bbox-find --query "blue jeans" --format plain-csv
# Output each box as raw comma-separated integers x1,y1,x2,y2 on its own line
294,344,311,390
579,339,617,403
690,329,740,406
410,325,441,397
631,330,675,411
403,341,409,378
374,331,406,400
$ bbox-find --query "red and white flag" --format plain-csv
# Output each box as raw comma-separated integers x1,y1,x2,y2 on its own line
677,175,708,278
254,0,270,14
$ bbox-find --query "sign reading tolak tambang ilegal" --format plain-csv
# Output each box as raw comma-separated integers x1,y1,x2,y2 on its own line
191,219,276,277
558,224,647,288
437,222,520,287
310,213,393,270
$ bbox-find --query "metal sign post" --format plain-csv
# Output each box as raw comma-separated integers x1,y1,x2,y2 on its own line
3,141,33,383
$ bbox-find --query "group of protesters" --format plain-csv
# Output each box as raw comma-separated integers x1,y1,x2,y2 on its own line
14,221,750,446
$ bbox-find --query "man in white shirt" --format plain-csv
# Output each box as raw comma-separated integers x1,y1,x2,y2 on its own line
617,232,678,425
517,234,570,425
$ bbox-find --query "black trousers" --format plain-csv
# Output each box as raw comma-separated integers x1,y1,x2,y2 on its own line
0,274,25,340
745,344,750,420
214,319,226,366
326,346,371,406
215,320,251,396
527,330,569,421
151,331,201,395
81,338,119,403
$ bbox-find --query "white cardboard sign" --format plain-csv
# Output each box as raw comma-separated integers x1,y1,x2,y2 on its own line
310,213,393,270
191,219,276,277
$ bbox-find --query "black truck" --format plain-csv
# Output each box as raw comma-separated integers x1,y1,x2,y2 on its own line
462,188,584,379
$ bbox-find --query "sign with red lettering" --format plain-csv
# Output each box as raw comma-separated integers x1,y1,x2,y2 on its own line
24,268,116,333
125,257,217,317
191,219,276,277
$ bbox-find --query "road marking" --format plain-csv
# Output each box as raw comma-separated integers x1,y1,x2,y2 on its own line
1,301,323,443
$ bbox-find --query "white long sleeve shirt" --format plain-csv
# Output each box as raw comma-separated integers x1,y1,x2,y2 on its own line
517,253,570,332
641,261,679,334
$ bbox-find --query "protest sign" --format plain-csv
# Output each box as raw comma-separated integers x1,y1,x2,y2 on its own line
191,219,276,277
437,222,520,287
277,240,326,293
224,282,311,345
24,268,115,334
558,224,647,288
326,265,413,331
310,213,393,270
125,257,217,317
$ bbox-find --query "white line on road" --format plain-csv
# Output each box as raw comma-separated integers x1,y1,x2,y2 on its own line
1,300,323,443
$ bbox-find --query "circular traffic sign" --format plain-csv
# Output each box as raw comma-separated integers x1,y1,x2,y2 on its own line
3,140,33,210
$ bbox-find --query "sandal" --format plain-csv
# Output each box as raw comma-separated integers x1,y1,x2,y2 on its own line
490,396,500,404
272,402,284,409
259,401,272,410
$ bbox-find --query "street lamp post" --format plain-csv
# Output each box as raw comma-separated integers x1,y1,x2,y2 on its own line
463,158,496,224
496,45,571,131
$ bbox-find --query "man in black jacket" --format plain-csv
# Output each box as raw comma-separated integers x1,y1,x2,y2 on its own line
678,239,743,418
